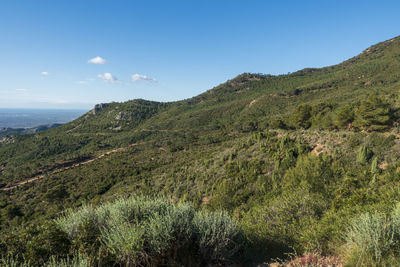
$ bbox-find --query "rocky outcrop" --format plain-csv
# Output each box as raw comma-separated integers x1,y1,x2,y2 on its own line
91,103,112,115
115,111,134,121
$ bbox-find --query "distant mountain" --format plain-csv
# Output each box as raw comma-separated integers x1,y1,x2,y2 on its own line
2,36,400,265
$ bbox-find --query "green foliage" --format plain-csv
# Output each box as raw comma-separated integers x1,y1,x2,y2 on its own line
194,211,243,262
55,196,244,266
0,222,71,266
344,212,394,264
0,254,91,267
354,94,392,131
290,104,312,129
334,104,354,128
371,157,379,174
283,154,336,195
269,118,286,129
4,36,400,264
343,203,400,266
357,145,374,165
44,185,69,202
244,185,327,252
1,205,22,220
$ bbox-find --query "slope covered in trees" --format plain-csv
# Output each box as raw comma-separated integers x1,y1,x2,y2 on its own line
2,36,400,265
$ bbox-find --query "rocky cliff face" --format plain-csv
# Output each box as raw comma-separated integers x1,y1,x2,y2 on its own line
90,103,113,115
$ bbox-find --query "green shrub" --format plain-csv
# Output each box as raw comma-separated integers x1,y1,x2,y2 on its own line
343,203,400,266
357,145,373,165
243,185,327,253
194,211,243,263
24,222,71,265
283,154,336,196
0,253,92,267
269,119,286,129
344,212,394,264
101,222,145,265
55,196,244,266
1,205,22,220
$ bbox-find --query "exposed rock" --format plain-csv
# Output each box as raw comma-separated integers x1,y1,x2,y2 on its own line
91,103,112,115
0,135,14,145
115,111,134,121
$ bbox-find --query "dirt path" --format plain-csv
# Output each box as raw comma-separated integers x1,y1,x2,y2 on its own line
1,142,143,191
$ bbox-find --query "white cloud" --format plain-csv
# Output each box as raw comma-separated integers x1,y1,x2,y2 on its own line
97,73,119,83
131,74,157,82
41,71,49,76
15,88,27,91
88,56,107,64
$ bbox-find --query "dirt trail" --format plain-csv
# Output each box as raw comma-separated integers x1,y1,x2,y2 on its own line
1,142,143,191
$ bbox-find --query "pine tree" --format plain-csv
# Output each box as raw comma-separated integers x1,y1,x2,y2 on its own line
354,95,391,131
334,104,354,128
290,104,312,129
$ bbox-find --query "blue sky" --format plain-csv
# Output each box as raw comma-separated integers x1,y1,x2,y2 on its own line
1,0,400,109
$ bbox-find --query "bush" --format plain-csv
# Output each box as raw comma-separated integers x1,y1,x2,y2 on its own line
24,222,71,265
344,212,394,264
55,196,244,266
269,119,286,129
357,145,373,165
0,253,92,267
194,211,243,263
0,222,71,266
1,205,22,220
343,203,400,266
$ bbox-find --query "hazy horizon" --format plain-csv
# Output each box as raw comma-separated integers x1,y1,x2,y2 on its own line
0,108,87,128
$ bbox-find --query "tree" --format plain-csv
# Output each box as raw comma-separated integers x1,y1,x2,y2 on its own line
334,104,354,128
290,104,312,129
353,95,391,131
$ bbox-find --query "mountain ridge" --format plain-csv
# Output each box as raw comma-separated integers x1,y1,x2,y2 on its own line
3,35,400,265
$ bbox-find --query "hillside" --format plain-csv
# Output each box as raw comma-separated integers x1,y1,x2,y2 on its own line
2,36,400,265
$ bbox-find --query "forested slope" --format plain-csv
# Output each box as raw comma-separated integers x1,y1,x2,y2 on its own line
2,36,400,265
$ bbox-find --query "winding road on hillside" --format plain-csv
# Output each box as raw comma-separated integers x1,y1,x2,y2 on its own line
1,142,153,191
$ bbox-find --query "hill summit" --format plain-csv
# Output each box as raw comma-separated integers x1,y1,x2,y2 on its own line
2,36,400,265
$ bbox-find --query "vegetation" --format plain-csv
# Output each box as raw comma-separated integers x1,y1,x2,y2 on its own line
2,36,400,265
1,196,244,266
343,203,400,266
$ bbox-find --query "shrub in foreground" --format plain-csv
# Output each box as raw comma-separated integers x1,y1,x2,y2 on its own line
55,196,244,266
343,203,400,266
